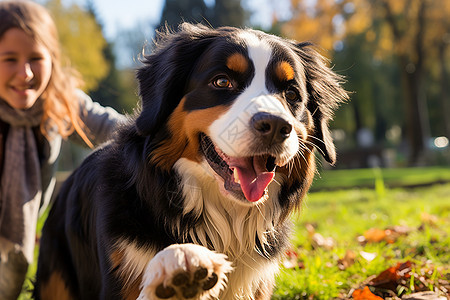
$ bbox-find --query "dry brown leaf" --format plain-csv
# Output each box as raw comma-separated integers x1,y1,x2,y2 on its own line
420,212,439,226
369,261,412,291
338,250,357,270
361,226,411,244
352,286,383,300
363,228,387,243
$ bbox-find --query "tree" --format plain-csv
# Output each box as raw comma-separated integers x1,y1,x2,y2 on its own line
159,0,209,28
283,0,450,165
282,0,345,51
45,0,109,91
371,0,429,165
349,0,450,164
159,0,247,29
427,1,450,139
211,0,248,27
333,33,402,145
85,0,133,112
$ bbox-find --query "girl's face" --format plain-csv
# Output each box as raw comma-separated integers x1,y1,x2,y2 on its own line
0,28,52,110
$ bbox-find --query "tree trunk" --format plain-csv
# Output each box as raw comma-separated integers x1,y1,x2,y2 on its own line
401,64,427,165
382,0,429,165
439,43,450,138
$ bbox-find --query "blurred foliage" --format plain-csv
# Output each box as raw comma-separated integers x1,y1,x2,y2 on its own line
160,0,208,26
45,0,109,91
159,0,247,28
211,0,248,27
44,0,137,173
85,0,137,113
44,0,136,113
332,33,402,144
43,0,449,168
283,0,450,165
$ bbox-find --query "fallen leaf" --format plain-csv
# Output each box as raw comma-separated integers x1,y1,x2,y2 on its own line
311,232,335,250
363,228,387,243
352,286,383,300
360,251,377,262
401,291,447,300
369,261,412,291
282,258,297,269
389,225,413,235
338,250,357,270
285,249,298,259
357,235,367,245
361,262,449,297
420,212,439,226
305,223,316,235
283,249,305,269
361,226,411,244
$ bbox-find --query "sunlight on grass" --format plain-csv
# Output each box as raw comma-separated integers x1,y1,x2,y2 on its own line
274,183,450,299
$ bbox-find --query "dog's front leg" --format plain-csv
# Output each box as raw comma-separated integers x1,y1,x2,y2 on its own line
137,244,233,300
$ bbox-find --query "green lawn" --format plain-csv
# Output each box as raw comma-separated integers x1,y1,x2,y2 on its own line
20,168,450,299
311,167,450,191
274,183,450,299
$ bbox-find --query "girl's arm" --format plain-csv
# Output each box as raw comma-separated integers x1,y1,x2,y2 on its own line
73,89,128,147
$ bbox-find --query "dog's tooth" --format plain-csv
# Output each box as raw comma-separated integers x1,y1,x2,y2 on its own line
233,168,240,184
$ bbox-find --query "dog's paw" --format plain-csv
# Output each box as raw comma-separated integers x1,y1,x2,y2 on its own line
137,244,233,300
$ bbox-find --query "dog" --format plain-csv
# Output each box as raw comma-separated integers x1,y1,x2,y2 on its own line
35,23,347,300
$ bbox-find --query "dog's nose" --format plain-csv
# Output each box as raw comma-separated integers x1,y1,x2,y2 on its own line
251,112,293,144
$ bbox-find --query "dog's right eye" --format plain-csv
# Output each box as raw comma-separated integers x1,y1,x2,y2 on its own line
285,88,300,103
212,77,232,89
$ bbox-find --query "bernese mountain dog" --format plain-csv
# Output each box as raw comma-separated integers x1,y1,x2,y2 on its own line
35,23,348,300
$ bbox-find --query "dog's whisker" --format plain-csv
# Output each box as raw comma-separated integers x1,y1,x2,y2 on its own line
304,139,328,158
271,178,282,187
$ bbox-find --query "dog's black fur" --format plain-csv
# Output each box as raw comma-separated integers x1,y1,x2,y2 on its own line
35,23,347,300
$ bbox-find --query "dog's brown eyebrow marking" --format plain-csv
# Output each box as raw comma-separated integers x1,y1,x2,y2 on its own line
275,61,295,81
226,53,249,73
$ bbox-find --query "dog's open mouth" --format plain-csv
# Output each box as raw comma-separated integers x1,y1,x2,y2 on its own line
200,134,277,202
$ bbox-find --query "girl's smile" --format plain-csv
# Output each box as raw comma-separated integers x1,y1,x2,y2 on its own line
0,28,52,110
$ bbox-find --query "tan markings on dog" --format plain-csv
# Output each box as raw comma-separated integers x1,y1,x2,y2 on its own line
122,274,142,300
39,272,73,300
151,98,228,171
275,61,295,81
109,248,124,270
110,243,152,299
254,277,275,300
226,53,249,73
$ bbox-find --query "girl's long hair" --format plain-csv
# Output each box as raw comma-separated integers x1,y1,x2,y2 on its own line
0,0,92,147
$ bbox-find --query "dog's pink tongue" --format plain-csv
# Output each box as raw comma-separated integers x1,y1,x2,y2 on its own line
232,157,275,202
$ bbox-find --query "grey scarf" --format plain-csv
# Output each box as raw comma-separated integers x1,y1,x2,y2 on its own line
0,99,43,263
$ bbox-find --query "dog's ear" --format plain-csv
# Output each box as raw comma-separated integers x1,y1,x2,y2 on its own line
306,99,337,164
136,23,219,136
294,43,348,165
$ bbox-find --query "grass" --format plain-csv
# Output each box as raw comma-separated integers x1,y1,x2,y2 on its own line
274,183,450,299
19,168,450,299
310,166,450,191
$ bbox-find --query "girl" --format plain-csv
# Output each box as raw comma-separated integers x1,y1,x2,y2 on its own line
0,1,126,299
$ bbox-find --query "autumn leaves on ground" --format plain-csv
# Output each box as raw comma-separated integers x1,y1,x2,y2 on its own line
273,168,450,300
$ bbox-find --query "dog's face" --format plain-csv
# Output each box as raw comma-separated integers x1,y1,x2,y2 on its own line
137,24,347,205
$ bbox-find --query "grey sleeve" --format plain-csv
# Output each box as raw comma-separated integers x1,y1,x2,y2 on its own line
71,90,127,146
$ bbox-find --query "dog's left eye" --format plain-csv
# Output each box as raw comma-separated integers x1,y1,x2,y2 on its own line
212,77,232,88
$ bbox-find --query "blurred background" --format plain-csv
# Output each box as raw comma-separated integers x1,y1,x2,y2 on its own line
33,0,450,171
